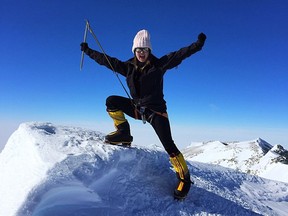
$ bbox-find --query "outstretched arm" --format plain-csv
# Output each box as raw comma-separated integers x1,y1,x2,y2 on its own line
159,33,207,71
80,43,127,76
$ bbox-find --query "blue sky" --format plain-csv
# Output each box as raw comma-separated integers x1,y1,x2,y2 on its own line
1,0,287,150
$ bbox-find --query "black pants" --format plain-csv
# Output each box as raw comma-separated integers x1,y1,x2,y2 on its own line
106,95,180,155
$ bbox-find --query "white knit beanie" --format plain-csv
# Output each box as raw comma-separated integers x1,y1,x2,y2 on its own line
132,29,152,53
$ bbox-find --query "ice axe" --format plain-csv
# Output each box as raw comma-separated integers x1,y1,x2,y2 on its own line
79,20,133,104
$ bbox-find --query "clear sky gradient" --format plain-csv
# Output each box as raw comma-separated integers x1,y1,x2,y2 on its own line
1,0,287,150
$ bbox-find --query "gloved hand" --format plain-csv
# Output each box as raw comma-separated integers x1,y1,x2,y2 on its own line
198,33,206,44
80,42,89,52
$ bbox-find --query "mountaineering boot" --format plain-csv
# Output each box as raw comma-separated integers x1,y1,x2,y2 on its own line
170,152,192,200
105,121,133,146
105,110,133,146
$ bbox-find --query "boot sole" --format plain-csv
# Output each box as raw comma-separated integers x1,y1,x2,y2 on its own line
174,193,188,201
104,140,132,147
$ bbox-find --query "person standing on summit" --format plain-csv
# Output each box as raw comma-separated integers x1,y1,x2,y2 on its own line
81,29,206,200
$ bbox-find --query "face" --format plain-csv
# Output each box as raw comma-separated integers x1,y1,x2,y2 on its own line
135,48,150,63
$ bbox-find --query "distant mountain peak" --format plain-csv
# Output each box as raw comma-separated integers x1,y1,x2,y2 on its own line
271,144,288,164
256,138,273,154
183,138,288,183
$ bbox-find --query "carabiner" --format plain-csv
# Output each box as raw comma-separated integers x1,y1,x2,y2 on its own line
140,106,146,124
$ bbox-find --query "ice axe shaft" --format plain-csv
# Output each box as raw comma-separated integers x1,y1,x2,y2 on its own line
80,20,89,71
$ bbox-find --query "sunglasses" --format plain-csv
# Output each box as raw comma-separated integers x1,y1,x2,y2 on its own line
135,47,150,53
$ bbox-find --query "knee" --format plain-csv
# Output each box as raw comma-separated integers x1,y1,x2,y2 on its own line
106,95,118,111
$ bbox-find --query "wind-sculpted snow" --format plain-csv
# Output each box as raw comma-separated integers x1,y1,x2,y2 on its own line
0,122,287,216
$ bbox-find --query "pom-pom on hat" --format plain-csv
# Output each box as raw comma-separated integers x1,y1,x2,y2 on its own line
132,29,152,53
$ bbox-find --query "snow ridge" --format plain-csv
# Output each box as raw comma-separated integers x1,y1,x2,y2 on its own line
0,122,288,216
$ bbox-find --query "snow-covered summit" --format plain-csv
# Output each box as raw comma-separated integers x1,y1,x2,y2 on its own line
182,138,288,183
0,122,288,216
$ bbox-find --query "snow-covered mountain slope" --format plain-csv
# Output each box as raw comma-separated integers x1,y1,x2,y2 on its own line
183,139,288,183
0,122,287,216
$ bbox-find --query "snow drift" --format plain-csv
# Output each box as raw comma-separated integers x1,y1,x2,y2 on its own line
0,122,288,216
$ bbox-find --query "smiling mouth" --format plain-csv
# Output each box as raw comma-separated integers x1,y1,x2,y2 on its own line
139,55,146,60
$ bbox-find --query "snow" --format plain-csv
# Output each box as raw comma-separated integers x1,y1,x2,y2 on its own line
0,122,288,216
183,139,288,183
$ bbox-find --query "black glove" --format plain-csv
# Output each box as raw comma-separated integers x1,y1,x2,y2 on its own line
80,42,89,52
198,33,206,44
